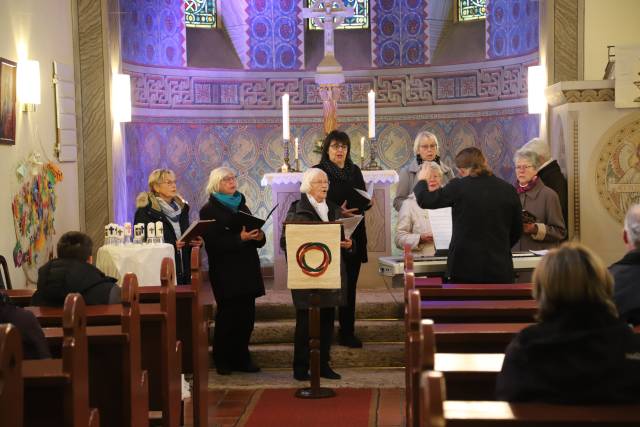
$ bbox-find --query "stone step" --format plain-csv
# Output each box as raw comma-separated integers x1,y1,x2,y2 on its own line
251,319,405,344
250,342,404,369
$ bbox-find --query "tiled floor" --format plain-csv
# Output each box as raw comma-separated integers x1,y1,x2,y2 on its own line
184,387,405,427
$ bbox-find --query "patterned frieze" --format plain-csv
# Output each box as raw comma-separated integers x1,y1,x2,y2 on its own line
126,54,537,110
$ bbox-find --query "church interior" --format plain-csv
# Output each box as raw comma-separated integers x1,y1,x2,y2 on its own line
2,0,640,426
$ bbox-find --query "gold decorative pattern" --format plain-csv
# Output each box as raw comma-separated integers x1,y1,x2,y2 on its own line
572,115,580,239
563,89,615,103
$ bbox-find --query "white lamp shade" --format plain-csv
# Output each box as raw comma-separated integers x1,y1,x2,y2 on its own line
17,60,41,105
112,73,131,123
528,65,547,114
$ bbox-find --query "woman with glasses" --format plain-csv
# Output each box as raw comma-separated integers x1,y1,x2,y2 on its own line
199,167,265,375
280,168,352,381
135,168,198,284
314,130,370,348
512,147,566,251
393,131,455,211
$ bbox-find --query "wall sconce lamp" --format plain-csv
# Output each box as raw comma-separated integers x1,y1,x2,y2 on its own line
112,73,131,123
528,65,547,114
17,59,41,112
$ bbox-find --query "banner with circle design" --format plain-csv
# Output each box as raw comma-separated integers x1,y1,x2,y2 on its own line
285,223,341,289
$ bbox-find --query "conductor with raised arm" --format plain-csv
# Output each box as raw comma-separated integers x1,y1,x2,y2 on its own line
413,147,522,283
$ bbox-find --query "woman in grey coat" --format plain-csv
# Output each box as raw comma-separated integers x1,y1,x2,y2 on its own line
512,148,566,251
280,168,352,381
393,131,455,211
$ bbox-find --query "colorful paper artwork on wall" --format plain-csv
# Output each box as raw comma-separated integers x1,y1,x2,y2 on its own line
11,162,64,279
0,57,17,145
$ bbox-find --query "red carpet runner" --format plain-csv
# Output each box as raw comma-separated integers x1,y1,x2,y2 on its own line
242,388,374,427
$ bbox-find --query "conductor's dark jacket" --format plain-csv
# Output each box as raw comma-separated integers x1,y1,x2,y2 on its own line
199,193,266,303
413,174,522,283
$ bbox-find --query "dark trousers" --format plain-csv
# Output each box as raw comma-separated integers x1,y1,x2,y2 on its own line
293,307,335,373
338,257,361,336
213,296,256,369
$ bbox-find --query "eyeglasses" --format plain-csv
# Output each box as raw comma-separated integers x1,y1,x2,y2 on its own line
161,179,176,186
419,144,437,150
329,143,348,151
311,180,329,185
222,175,237,182
515,165,535,171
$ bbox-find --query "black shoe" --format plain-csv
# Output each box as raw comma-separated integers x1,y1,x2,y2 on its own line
216,365,232,375
233,362,261,373
294,370,311,381
320,366,341,380
338,334,363,348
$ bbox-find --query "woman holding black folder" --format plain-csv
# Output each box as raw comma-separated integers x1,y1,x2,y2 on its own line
314,130,371,348
200,166,266,375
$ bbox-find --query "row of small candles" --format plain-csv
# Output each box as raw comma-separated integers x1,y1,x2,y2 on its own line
104,222,164,245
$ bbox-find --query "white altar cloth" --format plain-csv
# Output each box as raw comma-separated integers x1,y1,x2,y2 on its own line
96,243,175,286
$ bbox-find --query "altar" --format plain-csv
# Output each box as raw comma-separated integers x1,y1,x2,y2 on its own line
262,170,398,289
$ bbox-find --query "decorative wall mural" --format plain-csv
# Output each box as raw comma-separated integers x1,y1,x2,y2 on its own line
124,110,539,262
486,0,539,59
595,114,640,223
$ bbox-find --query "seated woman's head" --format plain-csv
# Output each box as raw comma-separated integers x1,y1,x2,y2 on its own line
422,162,443,191
300,168,329,203
514,148,543,186
414,131,439,162
321,130,351,167
533,242,617,320
148,169,177,201
206,167,238,195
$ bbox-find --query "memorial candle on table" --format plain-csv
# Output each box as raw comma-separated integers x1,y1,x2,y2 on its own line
294,137,299,160
368,90,375,139
360,137,365,159
282,93,290,140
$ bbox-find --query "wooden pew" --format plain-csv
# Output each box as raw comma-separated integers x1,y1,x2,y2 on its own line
433,322,530,353
3,288,34,307
26,259,182,427
420,299,538,323
22,294,100,427
42,274,148,427
421,370,640,426
419,284,533,300
138,246,210,427
0,324,22,427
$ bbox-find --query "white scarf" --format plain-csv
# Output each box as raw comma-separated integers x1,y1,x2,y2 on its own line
307,194,329,222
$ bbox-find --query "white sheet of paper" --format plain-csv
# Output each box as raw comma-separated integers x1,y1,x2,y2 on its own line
427,207,452,251
336,215,363,240
354,183,374,201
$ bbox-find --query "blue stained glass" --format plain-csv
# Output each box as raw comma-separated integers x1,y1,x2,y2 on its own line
185,0,217,28
307,0,369,30
458,0,486,22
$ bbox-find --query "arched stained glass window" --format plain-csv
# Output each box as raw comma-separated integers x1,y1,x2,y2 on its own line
457,0,486,22
185,0,217,28
307,0,370,30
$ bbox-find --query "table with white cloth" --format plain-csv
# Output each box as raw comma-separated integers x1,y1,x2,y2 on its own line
95,243,175,286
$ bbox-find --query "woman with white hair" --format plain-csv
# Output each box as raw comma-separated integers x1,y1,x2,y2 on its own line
512,147,566,251
393,131,455,211
395,162,443,255
280,168,352,381
199,166,265,375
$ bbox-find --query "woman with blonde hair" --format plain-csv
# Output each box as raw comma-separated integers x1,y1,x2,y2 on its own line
497,242,640,403
199,167,265,375
393,131,454,211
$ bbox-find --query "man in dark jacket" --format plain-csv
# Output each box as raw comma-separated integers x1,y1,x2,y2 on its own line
610,204,640,325
414,147,522,283
31,231,120,306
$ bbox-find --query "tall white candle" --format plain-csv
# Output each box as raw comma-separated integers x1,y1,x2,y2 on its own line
294,137,299,160
282,93,290,140
360,137,365,158
368,90,375,138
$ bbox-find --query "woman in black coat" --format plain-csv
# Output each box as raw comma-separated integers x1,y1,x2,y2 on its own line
134,168,196,284
199,166,265,375
280,168,352,381
496,243,640,403
413,147,522,283
314,130,371,348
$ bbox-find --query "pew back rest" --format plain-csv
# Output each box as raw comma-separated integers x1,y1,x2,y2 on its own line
0,255,11,290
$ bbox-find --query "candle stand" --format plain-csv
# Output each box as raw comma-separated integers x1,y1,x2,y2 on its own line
363,137,381,170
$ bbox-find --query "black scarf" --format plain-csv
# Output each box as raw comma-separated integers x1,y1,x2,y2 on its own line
416,154,441,166
320,158,355,182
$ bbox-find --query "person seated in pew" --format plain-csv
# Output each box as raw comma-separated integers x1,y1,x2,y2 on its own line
135,168,202,285
0,292,51,359
32,231,120,306
280,168,352,381
395,162,443,256
610,203,640,326
496,242,640,403
512,146,566,251
413,147,522,283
